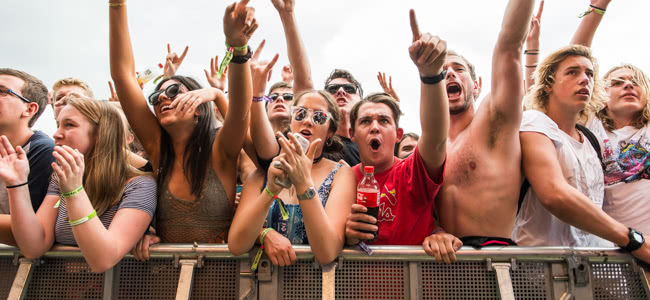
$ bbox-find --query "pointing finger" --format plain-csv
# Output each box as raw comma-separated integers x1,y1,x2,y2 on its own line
409,9,421,42
167,43,171,54
536,0,544,20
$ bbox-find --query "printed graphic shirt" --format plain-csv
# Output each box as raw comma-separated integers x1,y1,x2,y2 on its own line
587,118,650,234
352,147,444,245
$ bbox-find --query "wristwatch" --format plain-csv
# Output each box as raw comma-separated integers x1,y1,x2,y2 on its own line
622,227,645,252
420,70,447,85
230,46,253,64
297,186,316,201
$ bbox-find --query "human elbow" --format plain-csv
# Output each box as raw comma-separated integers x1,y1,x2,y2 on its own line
313,247,340,265
21,249,45,260
536,182,570,211
88,260,115,273
228,241,251,257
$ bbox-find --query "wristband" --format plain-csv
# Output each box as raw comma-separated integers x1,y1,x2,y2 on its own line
420,70,447,85
6,182,28,189
524,50,539,55
253,96,272,103
264,186,289,220
578,5,605,18
68,210,97,227
230,46,253,64
62,185,84,198
525,64,538,69
252,228,275,271
217,43,249,78
109,2,125,7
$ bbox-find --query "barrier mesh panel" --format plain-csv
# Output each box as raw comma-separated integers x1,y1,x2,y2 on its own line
335,260,407,300
511,262,548,300
0,256,19,299
190,258,238,300
24,257,104,299
116,258,179,299
592,263,648,300
421,261,499,299
281,260,322,299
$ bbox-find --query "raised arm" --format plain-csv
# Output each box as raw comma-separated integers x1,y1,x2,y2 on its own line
248,40,282,160
521,132,650,263
272,0,313,92
215,0,257,161
571,0,611,47
489,0,535,122
377,72,401,102
524,1,543,91
109,0,161,161
162,44,189,78
408,10,448,180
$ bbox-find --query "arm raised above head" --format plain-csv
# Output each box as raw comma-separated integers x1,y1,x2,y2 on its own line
272,0,313,93
571,0,611,47
490,0,535,123
408,9,448,181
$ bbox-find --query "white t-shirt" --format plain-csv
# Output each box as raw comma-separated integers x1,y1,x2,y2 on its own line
587,118,650,235
513,110,610,247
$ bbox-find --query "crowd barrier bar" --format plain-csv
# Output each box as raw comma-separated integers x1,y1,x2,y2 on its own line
1,243,648,299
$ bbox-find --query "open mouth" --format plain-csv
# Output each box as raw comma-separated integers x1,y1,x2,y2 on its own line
160,105,173,113
446,83,461,99
336,97,348,107
299,129,312,139
576,88,590,97
370,139,381,151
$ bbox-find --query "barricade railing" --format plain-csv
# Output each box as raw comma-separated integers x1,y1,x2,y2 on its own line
1,243,648,300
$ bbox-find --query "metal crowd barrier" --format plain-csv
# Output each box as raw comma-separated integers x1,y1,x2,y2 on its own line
1,244,649,300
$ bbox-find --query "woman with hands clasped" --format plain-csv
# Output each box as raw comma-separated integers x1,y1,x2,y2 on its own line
0,97,156,273
109,0,257,260
229,91,356,266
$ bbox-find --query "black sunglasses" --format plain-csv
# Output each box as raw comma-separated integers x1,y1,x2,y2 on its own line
0,87,31,103
148,83,182,106
269,93,294,102
325,83,357,95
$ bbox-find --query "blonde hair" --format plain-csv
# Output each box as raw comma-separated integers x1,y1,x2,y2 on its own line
524,45,606,124
64,97,143,216
597,64,650,131
52,78,94,98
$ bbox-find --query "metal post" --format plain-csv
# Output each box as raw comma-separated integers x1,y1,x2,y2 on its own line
7,258,35,300
408,262,419,300
103,263,116,300
175,259,197,300
321,262,337,300
492,263,515,300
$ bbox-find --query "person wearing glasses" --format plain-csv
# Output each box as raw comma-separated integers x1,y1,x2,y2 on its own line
324,69,364,166
0,68,53,217
109,0,257,260
229,90,356,267
0,96,156,272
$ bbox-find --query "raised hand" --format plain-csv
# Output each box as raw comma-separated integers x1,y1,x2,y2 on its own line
0,136,29,186
275,132,321,191
108,81,119,102
169,88,223,115
51,145,85,194
281,65,293,83
271,0,295,14
377,72,400,102
526,1,544,44
204,55,228,91
163,44,189,78
267,155,287,195
408,9,447,77
250,40,280,95
224,0,258,47
263,229,297,266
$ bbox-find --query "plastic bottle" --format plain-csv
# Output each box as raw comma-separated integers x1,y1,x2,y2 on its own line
136,64,164,86
356,165,379,241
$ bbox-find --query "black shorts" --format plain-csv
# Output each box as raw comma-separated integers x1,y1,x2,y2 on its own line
460,236,517,249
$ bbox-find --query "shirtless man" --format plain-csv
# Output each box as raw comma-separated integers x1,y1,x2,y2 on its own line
433,0,535,252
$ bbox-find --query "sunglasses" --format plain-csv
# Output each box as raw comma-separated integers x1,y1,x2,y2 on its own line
148,83,182,106
0,86,31,103
608,78,640,88
291,106,332,125
325,84,357,95
269,93,294,102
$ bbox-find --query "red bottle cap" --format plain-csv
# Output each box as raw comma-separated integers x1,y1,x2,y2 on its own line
158,63,164,68
363,166,374,173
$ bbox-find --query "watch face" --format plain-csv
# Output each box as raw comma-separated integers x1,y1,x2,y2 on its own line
633,231,644,242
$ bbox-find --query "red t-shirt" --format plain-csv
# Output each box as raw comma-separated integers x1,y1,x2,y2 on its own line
353,147,444,245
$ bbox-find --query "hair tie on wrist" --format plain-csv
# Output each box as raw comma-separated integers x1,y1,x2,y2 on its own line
6,182,28,189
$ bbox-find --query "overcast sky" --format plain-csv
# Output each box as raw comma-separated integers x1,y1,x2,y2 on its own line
2,0,649,137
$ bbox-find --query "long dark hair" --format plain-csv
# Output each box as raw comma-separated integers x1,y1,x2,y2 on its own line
153,75,217,198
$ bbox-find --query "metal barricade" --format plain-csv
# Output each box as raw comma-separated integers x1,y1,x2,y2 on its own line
1,244,648,299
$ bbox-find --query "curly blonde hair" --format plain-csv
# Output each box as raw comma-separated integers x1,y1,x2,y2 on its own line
524,45,606,124
597,64,650,131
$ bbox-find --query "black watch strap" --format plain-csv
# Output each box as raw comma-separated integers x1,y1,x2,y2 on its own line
420,70,447,85
623,227,645,252
230,46,253,64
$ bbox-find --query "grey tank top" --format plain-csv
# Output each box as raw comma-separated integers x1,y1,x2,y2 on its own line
156,166,233,243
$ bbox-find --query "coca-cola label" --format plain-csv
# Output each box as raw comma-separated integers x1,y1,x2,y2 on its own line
357,191,379,208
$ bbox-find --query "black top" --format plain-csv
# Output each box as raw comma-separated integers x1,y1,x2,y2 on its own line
25,131,55,210
338,135,360,167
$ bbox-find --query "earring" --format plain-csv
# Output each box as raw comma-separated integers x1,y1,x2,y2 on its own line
326,138,333,147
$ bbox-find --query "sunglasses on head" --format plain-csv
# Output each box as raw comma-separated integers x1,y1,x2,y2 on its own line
291,106,332,125
0,86,31,103
269,93,294,102
148,83,182,106
325,83,357,95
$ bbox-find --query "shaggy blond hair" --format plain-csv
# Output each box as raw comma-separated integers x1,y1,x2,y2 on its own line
597,64,650,131
524,45,606,124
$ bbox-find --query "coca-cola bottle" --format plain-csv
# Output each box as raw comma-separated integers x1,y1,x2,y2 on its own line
356,165,380,241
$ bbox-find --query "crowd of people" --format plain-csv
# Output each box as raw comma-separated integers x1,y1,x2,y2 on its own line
0,0,648,274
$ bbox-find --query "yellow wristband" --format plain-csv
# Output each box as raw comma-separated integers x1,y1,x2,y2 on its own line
62,186,84,198
68,210,97,227
109,2,125,7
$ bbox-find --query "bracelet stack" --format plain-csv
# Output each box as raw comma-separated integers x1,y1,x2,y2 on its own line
217,43,249,78
524,49,539,55
579,5,606,18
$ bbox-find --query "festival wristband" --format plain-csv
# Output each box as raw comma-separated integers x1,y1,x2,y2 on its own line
68,210,97,227
578,5,605,18
252,228,275,271
264,186,289,220
62,185,84,198
253,96,272,103
217,43,249,78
